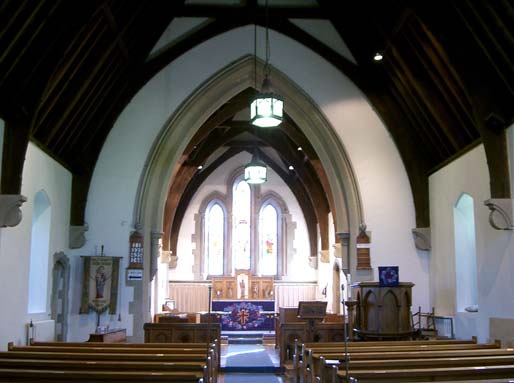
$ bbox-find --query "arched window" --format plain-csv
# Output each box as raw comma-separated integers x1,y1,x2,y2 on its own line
454,193,478,312
205,202,225,276
259,203,278,275
28,190,52,313
194,174,292,280
232,179,251,270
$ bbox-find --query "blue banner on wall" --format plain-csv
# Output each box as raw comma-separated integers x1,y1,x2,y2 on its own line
212,300,275,331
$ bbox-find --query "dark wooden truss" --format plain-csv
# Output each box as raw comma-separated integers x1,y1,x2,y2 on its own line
0,0,512,241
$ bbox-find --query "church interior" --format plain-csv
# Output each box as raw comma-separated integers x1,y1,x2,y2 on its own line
0,0,513,382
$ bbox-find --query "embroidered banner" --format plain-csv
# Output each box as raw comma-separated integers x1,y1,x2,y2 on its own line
79,256,121,314
212,300,275,331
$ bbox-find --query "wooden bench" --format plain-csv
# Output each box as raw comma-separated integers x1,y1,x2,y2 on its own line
0,357,208,373
292,338,477,378
6,343,217,383
17,342,217,351
333,364,514,383
317,354,514,383
297,341,502,383
26,340,220,368
303,349,514,383
0,368,206,382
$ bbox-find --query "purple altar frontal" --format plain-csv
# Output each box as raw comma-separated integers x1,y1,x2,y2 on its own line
212,300,275,331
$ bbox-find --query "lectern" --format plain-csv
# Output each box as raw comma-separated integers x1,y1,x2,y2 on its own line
297,301,327,342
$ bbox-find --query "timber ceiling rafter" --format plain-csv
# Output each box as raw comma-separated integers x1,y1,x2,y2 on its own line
163,91,332,256
0,0,512,238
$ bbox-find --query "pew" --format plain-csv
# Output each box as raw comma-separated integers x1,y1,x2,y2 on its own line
293,338,477,377
0,368,207,382
332,364,514,383
297,341,503,383
0,357,207,373
5,342,217,383
317,355,514,383
297,342,500,383
26,340,220,368
30,340,218,348
303,349,514,383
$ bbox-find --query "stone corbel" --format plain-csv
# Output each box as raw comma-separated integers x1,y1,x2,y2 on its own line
412,227,431,250
0,194,27,227
333,243,342,258
336,232,350,272
484,198,513,230
319,249,330,263
69,224,89,249
162,250,178,269
308,254,318,269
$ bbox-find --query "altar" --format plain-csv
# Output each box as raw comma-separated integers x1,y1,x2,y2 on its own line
211,270,275,331
212,300,275,331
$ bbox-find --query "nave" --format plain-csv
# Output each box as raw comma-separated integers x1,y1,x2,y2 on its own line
1,334,514,382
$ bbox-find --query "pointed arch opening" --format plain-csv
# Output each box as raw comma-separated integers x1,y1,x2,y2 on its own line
28,190,52,314
454,193,478,312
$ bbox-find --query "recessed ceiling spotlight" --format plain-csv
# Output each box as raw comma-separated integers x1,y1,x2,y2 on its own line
297,146,302,151
289,165,294,170
373,52,383,61
197,165,203,170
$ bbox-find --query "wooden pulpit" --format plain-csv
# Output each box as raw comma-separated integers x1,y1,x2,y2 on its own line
352,281,415,340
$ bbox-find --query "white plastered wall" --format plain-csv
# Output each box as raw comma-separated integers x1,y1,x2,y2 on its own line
77,26,427,341
0,119,3,179
0,143,71,349
429,139,514,342
172,152,314,282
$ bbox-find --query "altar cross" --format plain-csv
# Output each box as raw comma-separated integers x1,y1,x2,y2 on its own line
237,309,249,325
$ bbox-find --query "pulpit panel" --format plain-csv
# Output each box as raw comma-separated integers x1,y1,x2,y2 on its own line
352,281,414,340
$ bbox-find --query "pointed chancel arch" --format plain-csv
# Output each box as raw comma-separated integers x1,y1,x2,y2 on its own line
135,55,364,284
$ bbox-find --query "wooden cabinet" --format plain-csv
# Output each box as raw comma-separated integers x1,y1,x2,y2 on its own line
211,270,274,301
352,282,414,339
143,323,221,344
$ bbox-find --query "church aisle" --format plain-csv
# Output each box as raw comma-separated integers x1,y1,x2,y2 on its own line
220,343,292,382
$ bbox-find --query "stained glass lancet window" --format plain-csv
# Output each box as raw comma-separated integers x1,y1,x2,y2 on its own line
206,202,224,275
260,203,278,275
232,180,251,270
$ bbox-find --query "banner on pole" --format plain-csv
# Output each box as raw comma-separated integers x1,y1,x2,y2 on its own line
79,256,121,314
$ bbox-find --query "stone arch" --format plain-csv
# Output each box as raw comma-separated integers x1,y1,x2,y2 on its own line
50,252,70,341
135,55,363,276
134,56,365,324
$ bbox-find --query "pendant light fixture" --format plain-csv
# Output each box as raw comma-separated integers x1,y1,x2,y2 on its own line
250,0,283,128
244,149,267,184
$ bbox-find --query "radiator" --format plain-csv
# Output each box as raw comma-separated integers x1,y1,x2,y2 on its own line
434,316,454,339
27,319,55,344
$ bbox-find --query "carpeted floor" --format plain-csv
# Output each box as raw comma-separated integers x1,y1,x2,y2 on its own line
226,344,274,366
224,344,278,372
223,373,283,383
221,343,290,382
